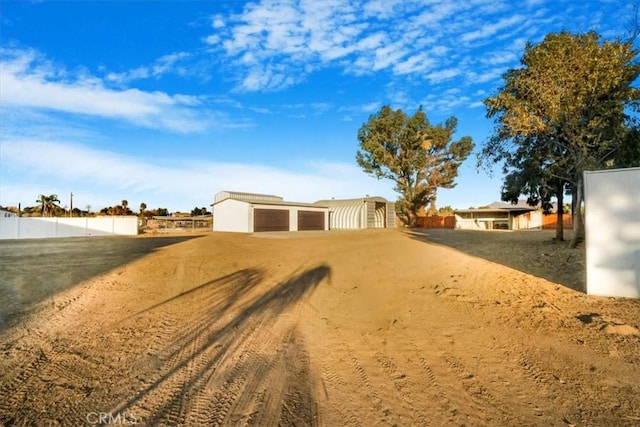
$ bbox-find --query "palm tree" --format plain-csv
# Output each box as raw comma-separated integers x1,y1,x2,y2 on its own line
36,194,47,216
139,202,146,216
47,194,61,216
122,200,129,215
36,194,61,217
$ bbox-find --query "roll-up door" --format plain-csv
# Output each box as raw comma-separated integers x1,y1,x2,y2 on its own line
297,210,325,231
254,209,289,232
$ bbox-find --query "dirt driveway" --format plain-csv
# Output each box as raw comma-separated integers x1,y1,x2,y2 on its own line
1,229,639,426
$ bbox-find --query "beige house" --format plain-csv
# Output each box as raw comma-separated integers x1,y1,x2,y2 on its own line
454,201,542,231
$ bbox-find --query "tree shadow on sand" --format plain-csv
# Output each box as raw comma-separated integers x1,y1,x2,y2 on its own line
0,235,204,335
405,228,585,292
103,264,330,426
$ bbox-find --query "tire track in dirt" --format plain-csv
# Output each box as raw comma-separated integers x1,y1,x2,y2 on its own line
315,356,364,427
129,312,269,425
344,345,382,410
0,347,48,418
1,290,101,424
122,280,318,427
270,292,361,427
144,323,207,426
518,352,559,389
0,335,99,424
410,346,462,426
372,352,427,426
207,317,292,426
302,299,394,426
242,321,303,427
442,353,512,424
306,310,369,426
96,269,270,423
211,290,319,427
279,333,318,427
331,337,420,426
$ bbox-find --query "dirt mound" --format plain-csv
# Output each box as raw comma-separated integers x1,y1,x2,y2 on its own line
1,229,639,425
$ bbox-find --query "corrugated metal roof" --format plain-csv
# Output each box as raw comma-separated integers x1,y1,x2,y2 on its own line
455,207,535,214
214,192,328,208
214,191,284,205
486,200,539,209
454,200,539,213
314,196,391,206
244,200,328,208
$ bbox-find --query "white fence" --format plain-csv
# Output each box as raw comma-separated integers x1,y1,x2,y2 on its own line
0,216,138,240
584,167,640,298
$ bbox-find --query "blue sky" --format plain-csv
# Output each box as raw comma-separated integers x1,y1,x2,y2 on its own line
0,0,632,213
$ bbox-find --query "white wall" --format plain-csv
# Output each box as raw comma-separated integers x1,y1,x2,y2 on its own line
213,199,250,232
455,215,483,230
0,216,138,240
584,168,640,298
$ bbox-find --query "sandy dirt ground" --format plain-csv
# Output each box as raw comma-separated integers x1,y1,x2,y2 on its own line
1,229,639,426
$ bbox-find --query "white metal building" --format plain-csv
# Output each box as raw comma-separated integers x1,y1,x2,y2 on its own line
313,196,396,229
584,167,640,298
212,191,329,233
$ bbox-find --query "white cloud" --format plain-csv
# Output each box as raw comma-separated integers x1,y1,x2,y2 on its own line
460,15,525,43
393,54,435,75
466,66,506,84
425,68,460,83
480,51,518,66
372,42,408,71
205,0,529,92
0,48,216,133
362,0,406,19
203,0,618,94
106,67,150,83
103,51,192,84
204,34,221,45
152,52,191,75
421,92,473,114
212,14,225,29
0,139,395,211
239,64,299,92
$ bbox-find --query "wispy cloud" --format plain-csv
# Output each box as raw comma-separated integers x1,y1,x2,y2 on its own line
0,47,234,133
201,0,619,98
105,52,192,84
0,139,395,211
460,15,525,43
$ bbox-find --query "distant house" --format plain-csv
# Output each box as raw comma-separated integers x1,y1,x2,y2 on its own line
454,201,542,230
0,208,17,218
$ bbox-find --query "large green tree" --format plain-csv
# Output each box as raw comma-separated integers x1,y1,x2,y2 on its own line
356,106,473,226
480,31,640,247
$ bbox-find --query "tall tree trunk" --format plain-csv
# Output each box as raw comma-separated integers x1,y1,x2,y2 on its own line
427,199,437,216
407,210,417,228
555,179,564,241
570,175,585,248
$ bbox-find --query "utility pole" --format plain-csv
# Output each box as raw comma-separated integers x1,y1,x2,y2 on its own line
70,192,73,217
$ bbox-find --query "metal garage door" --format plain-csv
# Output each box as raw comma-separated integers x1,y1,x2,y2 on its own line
253,209,289,232
297,210,324,231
